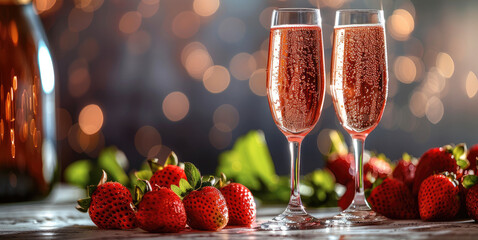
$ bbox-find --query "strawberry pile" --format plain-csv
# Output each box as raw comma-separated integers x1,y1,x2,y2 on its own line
76,151,256,232
326,130,478,222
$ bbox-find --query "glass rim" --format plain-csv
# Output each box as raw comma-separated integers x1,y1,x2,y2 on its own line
336,9,383,14
273,8,320,13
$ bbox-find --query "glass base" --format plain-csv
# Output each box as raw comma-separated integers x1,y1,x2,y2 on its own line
260,207,323,230
326,205,388,226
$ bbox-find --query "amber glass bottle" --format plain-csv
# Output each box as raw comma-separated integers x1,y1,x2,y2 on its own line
0,0,57,202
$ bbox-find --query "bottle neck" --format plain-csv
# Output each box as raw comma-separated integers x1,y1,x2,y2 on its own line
0,0,31,5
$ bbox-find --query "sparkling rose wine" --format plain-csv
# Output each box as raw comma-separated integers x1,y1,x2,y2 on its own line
267,25,325,137
330,25,387,136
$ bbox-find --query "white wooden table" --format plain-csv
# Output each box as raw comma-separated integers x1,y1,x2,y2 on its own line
1,185,477,239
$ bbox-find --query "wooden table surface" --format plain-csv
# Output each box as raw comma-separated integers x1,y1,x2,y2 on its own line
1,185,477,240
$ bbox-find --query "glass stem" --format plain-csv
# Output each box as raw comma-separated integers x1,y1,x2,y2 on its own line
350,137,370,208
287,140,304,210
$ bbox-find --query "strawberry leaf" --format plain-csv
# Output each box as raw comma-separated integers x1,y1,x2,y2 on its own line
453,143,469,169
76,198,91,212
135,170,152,181
134,186,144,205
463,175,478,189
201,182,213,187
329,130,348,155
147,158,163,174
185,162,201,189
171,179,193,199
171,185,183,199
179,178,193,193
87,185,97,197
165,151,178,166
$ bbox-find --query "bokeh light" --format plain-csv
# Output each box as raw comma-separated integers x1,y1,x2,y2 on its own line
218,18,246,43
203,65,230,93
259,7,274,30
388,9,414,41
68,67,90,98
229,52,257,81
209,126,232,150
409,91,427,118
193,0,220,17
249,68,267,96
425,96,444,124
213,104,239,132
394,56,417,84
137,0,159,18
424,68,446,94
68,7,93,32
172,11,200,39
183,44,213,80
162,91,190,121
436,52,455,78
74,0,104,13
119,11,142,34
78,104,104,135
134,125,161,157
466,71,478,98
316,129,334,155
34,0,59,14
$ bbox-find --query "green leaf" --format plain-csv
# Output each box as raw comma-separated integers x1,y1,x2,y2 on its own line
134,186,144,205
201,182,212,187
453,144,469,169
402,153,411,162
463,175,478,189
329,130,348,155
64,160,93,188
170,179,193,199
184,162,201,189
135,170,152,181
98,147,129,185
171,185,182,199
165,151,179,166
147,158,162,173
216,130,278,192
76,198,91,212
87,185,97,197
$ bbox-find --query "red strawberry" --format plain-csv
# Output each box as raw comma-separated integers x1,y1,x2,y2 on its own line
418,172,461,221
217,174,256,226
364,155,392,179
338,177,372,210
172,163,228,231
327,153,354,185
367,178,419,219
338,181,354,210
463,175,478,221
412,144,469,196
467,144,478,174
76,171,137,229
148,152,187,188
135,181,187,233
392,153,417,188
184,186,229,230
326,130,353,186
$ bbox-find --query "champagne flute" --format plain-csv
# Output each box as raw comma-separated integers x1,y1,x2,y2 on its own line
328,9,388,225
261,8,326,230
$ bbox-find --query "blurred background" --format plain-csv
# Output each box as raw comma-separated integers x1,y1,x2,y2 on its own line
33,0,478,177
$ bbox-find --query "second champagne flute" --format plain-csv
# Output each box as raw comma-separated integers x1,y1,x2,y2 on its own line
328,9,388,225
261,8,326,230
